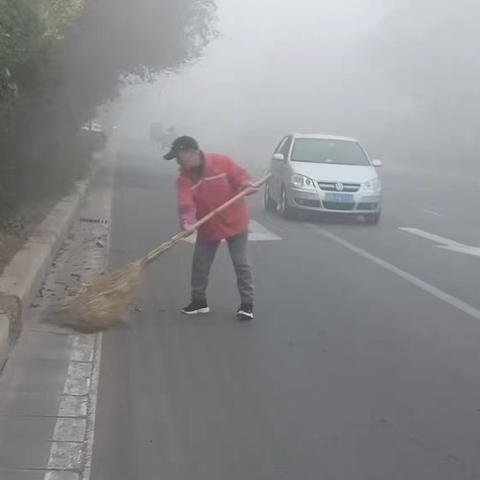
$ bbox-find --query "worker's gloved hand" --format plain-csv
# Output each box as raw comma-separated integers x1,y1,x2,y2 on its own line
179,206,196,232
244,181,260,195
183,224,196,233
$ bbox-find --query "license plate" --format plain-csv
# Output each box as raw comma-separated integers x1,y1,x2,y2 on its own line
325,193,354,203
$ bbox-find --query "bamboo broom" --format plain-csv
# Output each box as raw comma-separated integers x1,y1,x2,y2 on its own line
51,174,271,333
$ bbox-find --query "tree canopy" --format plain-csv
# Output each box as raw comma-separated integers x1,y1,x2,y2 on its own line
0,0,216,223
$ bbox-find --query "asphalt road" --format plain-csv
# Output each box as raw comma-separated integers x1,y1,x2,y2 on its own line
91,151,480,480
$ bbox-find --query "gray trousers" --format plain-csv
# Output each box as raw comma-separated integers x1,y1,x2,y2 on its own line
191,232,254,305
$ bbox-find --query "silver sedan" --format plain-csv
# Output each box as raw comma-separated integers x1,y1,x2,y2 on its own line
265,134,383,224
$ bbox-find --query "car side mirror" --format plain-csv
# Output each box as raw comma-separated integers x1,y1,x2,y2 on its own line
272,153,285,162
372,159,383,168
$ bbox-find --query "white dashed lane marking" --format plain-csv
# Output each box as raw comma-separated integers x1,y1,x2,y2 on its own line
400,227,480,257
182,219,282,244
420,208,444,217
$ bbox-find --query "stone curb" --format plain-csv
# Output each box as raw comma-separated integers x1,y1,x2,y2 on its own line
0,314,8,371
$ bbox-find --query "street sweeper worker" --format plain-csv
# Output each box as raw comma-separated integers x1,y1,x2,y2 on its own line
164,136,256,321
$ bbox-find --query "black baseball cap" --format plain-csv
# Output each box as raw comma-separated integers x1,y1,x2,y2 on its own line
163,136,199,160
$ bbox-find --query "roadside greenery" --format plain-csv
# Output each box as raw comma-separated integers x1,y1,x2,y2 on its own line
0,0,216,231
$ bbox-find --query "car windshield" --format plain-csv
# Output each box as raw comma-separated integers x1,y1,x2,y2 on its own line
291,139,370,166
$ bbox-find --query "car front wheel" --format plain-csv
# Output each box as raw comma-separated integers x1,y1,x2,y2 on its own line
264,182,277,212
365,211,381,225
279,187,297,219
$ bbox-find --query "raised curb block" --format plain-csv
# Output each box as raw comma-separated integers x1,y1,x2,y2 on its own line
0,314,8,371
0,173,94,369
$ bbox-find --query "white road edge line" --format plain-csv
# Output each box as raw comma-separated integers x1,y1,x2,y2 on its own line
311,225,480,322
45,333,102,478
83,332,102,480
81,156,115,480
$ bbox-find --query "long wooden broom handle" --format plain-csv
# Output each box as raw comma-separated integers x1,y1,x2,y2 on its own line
143,173,271,265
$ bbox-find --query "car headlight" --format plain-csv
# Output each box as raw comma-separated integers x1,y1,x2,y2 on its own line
291,174,316,190
362,178,382,194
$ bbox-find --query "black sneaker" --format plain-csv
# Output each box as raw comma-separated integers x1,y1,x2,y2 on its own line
181,300,210,315
237,304,254,321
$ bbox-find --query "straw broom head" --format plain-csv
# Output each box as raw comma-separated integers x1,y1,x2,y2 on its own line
52,259,145,333
50,236,175,333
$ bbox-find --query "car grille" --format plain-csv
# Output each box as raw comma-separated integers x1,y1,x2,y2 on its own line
357,202,378,211
318,182,360,192
295,198,321,208
323,202,355,211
